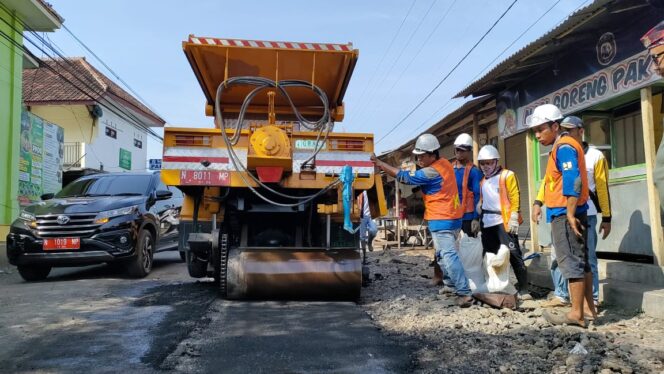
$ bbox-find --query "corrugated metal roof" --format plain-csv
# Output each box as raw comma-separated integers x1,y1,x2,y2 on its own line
455,0,614,98
380,94,494,156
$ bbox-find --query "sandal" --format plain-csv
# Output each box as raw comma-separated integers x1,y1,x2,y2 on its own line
543,310,586,328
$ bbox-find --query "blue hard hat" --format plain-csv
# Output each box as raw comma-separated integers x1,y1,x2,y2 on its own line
561,116,583,129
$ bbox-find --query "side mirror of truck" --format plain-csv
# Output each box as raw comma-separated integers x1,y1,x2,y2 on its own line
41,193,55,200
155,190,173,201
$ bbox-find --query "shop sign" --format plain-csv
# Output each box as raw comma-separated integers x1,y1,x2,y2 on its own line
499,51,660,138
18,112,64,205
119,148,132,170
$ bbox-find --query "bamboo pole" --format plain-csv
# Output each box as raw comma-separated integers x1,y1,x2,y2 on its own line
525,131,539,252
640,87,664,266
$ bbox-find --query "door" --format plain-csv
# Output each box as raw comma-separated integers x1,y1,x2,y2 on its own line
504,132,531,241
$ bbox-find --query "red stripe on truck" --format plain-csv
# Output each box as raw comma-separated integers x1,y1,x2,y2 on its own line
163,156,229,163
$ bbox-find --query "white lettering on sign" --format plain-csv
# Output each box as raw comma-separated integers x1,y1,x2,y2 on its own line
503,51,661,139
294,139,326,150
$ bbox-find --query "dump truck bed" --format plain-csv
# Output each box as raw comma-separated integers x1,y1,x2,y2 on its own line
183,36,359,120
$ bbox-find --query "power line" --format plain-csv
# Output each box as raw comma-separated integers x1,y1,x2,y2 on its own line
376,0,519,144
348,1,418,125
354,0,438,127
0,2,165,144
357,0,458,127
381,0,582,151
61,24,164,119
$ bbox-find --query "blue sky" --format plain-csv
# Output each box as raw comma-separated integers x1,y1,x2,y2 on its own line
43,0,590,163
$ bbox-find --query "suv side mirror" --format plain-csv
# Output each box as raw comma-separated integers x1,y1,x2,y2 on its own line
41,193,55,200
155,190,173,201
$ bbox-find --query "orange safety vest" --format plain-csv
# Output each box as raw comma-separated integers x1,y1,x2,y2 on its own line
453,160,475,215
423,159,463,221
480,169,523,232
544,136,589,209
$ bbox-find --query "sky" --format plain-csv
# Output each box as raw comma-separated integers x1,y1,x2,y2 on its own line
41,0,591,164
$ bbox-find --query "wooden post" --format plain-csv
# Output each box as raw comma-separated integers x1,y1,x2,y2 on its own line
525,131,539,252
472,114,479,166
640,87,664,266
395,179,401,250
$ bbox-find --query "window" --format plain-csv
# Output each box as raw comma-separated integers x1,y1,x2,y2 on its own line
583,115,612,169
56,175,151,197
105,126,117,139
612,112,644,168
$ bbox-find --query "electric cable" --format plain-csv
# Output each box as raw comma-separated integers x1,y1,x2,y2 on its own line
383,0,577,150
354,0,438,126
0,5,165,143
348,0,418,124
376,0,519,144
214,77,343,207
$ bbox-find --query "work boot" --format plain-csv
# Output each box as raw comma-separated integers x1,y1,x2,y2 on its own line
432,262,443,286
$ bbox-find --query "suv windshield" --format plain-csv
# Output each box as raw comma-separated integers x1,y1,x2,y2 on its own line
56,175,152,198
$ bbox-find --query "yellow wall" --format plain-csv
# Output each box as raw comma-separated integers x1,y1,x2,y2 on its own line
29,105,97,143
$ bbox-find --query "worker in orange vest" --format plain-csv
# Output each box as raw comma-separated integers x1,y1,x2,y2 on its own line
527,104,596,327
371,134,473,307
452,133,482,237
477,145,531,300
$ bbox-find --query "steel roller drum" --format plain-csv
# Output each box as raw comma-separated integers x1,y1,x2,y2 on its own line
225,248,361,300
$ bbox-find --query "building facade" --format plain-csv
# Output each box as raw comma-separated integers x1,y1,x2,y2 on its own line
23,57,165,177
0,0,62,236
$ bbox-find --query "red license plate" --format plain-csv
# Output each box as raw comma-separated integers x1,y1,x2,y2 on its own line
43,238,81,250
180,170,230,186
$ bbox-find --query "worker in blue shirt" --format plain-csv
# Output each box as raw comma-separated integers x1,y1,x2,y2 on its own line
452,133,482,237
528,104,596,328
371,134,473,308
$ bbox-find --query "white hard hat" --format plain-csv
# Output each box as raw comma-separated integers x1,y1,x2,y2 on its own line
412,134,440,154
526,104,564,128
454,133,473,149
477,145,500,161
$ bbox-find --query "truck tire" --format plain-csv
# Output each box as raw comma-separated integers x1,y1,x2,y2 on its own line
126,229,154,278
186,250,207,278
17,265,51,281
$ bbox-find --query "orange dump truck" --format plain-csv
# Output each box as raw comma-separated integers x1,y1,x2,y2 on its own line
161,36,386,300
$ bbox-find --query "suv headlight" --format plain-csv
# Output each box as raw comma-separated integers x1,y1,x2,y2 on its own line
94,205,138,224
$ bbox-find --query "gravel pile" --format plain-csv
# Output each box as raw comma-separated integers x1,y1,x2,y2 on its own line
359,246,664,374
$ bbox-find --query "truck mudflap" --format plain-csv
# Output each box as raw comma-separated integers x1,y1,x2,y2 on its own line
225,248,361,300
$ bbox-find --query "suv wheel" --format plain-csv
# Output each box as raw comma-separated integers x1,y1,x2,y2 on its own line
179,251,186,262
17,265,51,281
126,229,154,278
186,250,207,278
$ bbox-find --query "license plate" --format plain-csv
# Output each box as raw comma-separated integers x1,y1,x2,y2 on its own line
43,238,81,250
180,170,230,186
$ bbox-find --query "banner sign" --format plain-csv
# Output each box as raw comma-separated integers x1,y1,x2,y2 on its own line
496,11,663,138
499,51,660,138
19,112,64,205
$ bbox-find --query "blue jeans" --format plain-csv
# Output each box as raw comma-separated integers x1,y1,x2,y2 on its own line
550,215,599,301
432,229,471,296
359,216,377,243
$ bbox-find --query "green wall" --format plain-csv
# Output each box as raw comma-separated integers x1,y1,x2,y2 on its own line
0,7,23,226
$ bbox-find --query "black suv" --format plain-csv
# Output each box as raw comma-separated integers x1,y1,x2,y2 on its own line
6,172,183,281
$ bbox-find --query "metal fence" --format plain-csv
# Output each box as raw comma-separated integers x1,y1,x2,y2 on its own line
63,142,82,168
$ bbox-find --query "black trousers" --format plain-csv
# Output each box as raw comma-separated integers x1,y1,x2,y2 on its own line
461,219,476,238
481,224,528,292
